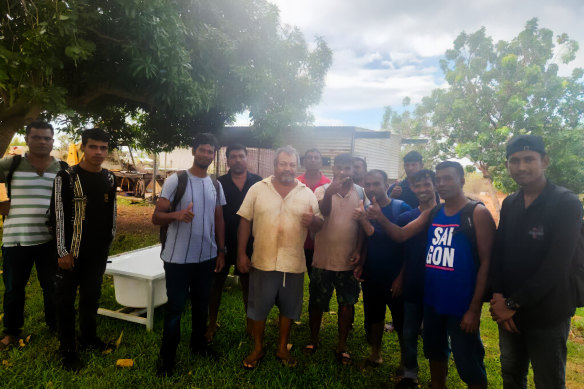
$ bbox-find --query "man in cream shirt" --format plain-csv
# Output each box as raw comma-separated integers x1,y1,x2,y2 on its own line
237,145,323,369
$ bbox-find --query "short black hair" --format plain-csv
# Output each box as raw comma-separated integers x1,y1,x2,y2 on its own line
226,144,247,158
25,120,54,136
412,169,436,185
81,128,109,145
435,160,465,178
304,148,322,157
334,153,353,167
353,156,367,170
403,150,423,163
193,132,219,151
366,169,388,184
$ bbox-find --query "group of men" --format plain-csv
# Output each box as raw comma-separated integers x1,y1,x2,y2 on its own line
0,124,581,389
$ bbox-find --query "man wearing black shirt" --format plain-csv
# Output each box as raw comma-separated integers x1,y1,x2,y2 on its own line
490,135,582,388
206,144,261,341
51,128,117,371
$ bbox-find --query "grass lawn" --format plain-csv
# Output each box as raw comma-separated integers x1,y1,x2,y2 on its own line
0,199,582,388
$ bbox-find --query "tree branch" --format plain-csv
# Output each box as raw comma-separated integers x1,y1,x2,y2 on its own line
86,27,125,44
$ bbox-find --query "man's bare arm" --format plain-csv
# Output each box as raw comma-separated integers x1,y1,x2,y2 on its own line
152,197,194,226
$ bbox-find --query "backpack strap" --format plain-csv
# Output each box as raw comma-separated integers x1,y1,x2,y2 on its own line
457,200,483,269
427,203,445,229
5,154,22,199
170,170,189,212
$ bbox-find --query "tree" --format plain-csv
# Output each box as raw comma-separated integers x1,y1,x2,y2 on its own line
0,0,332,152
383,19,584,208
419,18,584,203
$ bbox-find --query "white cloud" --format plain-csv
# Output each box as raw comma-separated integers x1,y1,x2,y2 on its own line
269,0,584,128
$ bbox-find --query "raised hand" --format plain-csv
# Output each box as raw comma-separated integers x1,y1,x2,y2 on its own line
176,201,194,223
389,184,402,199
366,196,383,221
352,200,365,220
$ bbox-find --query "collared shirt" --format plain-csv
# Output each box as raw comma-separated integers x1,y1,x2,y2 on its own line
491,181,582,328
388,179,440,208
218,170,262,256
237,176,322,273
297,172,331,192
297,172,330,249
312,184,361,271
0,156,62,247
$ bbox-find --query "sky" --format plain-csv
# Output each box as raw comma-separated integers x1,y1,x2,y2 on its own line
234,0,584,130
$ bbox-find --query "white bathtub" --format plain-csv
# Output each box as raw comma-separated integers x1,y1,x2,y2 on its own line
98,245,166,330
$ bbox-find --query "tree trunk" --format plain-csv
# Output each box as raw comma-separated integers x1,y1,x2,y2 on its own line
476,163,501,215
0,116,26,155
485,176,501,215
0,106,42,155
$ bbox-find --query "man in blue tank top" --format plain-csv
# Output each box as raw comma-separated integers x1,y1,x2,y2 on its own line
423,161,495,389
376,161,496,389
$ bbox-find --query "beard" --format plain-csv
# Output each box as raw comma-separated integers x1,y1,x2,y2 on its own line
278,172,295,184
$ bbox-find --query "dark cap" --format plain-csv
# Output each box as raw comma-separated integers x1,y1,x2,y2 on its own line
506,135,546,158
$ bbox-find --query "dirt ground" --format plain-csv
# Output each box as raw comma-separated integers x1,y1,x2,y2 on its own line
116,198,157,236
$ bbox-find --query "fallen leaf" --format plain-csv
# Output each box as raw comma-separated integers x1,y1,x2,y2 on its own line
102,348,113,355
0,314,3,322
329,311,337,315
115,331,123,349
115,359,133,368
18,339,25,348
294,321,302,325
25,335,31,343
2,360,12,366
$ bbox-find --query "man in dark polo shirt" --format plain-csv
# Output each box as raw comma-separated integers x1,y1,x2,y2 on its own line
206,144,261,341
490,135,582,389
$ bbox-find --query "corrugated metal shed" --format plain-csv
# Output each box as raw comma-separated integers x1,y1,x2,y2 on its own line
285,127,401,180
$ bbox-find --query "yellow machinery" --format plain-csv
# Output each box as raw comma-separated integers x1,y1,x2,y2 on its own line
67,143,84,165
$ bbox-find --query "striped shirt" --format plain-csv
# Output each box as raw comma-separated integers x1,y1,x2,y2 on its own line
160,171,226,264
0,156,62,247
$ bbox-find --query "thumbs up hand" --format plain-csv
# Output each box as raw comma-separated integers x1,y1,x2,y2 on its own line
176,201,195,223
301,204,314,227
352,199,365,220
366,196,383,221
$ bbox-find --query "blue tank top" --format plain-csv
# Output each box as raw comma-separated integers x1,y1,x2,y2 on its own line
424,207,477,316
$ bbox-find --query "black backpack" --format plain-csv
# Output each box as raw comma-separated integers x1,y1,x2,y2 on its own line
159,171,220,251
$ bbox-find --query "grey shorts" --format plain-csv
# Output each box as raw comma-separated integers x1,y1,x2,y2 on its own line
247,268,304,321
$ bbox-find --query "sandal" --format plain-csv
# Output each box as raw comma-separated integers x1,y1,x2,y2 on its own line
302,343,318,356
335,350,352,365
242,349,266,370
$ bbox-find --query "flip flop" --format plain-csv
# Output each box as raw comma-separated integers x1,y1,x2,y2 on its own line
302,343,318,356
276,355,298,368
242,350,265,370
335,350,352,365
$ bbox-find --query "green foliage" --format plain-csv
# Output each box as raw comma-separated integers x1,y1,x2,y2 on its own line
0,0,332,152
383,18,584,193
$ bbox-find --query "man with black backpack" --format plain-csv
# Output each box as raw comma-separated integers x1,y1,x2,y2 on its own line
152,133,226,376
0,120,67,350
490,135,583,389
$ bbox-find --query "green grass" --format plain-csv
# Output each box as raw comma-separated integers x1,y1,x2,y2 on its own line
0,230,583,387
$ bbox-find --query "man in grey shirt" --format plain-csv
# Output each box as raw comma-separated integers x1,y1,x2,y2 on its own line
152,133,226,376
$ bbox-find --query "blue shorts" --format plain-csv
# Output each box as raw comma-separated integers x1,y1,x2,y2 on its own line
423,304,487,386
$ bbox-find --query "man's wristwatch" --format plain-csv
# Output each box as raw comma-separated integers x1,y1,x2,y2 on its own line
217,247,226,254
505,297,520,311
